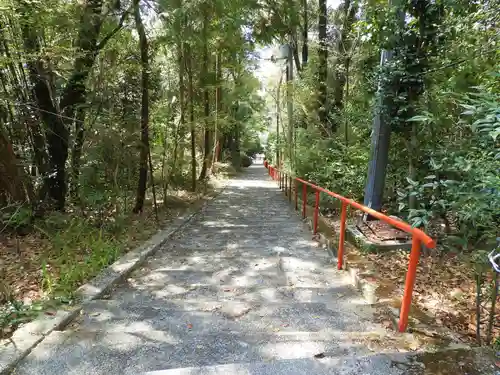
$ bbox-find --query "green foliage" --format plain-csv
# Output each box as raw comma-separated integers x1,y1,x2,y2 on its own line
294,128,369,201
265,0,499,261
394,87,500,252
0,300,38,337
494,336,500,351
36,215,122,296
240,152,253,168
0,205,32,232
461,88,500,142
241,134,264,157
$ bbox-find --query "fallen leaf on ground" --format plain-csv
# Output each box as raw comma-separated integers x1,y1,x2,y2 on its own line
314,353,325,359
187,323,193,329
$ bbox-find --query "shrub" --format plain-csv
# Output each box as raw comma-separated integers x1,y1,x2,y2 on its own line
241,152,253,168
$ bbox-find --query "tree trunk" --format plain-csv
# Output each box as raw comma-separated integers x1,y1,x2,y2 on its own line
167,10,185,186
276,74,282,166
198,4,211,181
211,53,222,171
286,46,294,168
174,1,186,172
231,104,240,169
344,56,350,146
302,0,308,66
19,0,126,210
20,20,69,210
65,1,131,199
318,0,328,135
199,128,211,180
132,0,150,213
186,43,196,192
0,23,50,190
408,122,418,210
59,0,104,118
70,107,86,200
332,0,357,133
0,129,33,203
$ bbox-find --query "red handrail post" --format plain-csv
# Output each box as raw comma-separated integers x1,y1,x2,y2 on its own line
294,180,298,210
288,176,292,202
398,237,422,332
302,184,307,219
337,202,348,270
313,190,320,234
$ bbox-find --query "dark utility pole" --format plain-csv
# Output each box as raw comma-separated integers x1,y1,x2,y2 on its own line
363,50,392,212
363,0,404,213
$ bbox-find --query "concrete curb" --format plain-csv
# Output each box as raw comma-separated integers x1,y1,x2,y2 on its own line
0,178,228,375
346,224,412,253
341,266,379,305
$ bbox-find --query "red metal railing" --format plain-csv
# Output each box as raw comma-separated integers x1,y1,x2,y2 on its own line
264,163,436,333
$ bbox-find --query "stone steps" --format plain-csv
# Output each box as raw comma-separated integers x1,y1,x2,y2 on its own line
141,355,412,375
70,298,380,335
9,166,414,375
14,327,389,375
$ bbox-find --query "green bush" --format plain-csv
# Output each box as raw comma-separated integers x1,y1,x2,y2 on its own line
241,153,253,168
294,128,369,201
395,88,500,252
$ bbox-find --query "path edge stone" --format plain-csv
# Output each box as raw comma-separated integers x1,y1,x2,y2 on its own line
0,177,230,375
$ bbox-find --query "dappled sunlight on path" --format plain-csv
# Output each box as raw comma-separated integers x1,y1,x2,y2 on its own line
12,165,494,375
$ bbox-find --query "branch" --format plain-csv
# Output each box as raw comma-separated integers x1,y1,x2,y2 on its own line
95,6,132,51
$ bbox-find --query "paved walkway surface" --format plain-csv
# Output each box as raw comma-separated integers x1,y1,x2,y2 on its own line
11,165,492,375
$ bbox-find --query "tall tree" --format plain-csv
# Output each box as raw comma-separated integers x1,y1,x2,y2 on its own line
132,0,150,213
317,0,328,134
198,3,211,181
186,42,197,192
18,0,129,209
302,0,308,67
19,4,69,209
331,0,358,134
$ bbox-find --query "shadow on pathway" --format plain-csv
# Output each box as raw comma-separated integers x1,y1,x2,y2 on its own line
11,165,493,375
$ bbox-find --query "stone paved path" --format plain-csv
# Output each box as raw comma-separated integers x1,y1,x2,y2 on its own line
12,165,490,375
